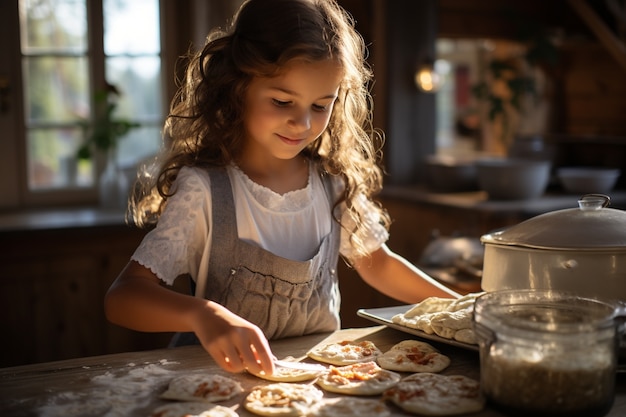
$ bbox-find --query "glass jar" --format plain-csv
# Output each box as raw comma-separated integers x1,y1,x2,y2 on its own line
473,290,620,417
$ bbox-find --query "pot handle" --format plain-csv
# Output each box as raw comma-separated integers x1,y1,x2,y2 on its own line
578,194,610,211
615,301,626,335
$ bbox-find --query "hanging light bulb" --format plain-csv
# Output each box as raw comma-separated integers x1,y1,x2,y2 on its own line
415,59,447,93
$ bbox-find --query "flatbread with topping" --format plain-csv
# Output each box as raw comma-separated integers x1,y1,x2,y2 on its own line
315,361,401,396
251,362,324,382
307,340,383,366
244,383,323,416
377,340,450,373
383,373,485,416
160,374,244,403
150,402,239,417
309,397,391,417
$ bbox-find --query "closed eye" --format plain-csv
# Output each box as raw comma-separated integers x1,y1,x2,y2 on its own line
312,104,329,112
272,98,333,112
272,99,291,107
313,98,336,112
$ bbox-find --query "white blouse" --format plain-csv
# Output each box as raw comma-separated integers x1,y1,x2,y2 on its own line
132,164,389,286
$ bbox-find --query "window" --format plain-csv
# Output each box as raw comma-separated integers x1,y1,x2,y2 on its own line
11,0,163,206
435,39,485,157
435,38,549,158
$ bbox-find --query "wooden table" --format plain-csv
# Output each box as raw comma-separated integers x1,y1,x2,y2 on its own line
1,326,625,416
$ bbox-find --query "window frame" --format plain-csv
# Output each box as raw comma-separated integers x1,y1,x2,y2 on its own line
1,0,289,210
1,0,172,209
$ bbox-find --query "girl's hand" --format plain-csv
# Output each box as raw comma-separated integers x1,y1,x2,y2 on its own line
190,301,275,375
105,262,275,375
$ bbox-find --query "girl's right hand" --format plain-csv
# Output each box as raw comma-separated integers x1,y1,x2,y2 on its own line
190,301,275,375
105,262,275,375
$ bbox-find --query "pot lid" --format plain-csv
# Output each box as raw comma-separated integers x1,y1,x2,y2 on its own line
481,194,626,250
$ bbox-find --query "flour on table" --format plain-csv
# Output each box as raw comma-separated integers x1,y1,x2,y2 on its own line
38,360,178,417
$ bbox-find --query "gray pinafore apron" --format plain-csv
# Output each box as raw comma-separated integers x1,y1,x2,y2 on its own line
171,166,341,346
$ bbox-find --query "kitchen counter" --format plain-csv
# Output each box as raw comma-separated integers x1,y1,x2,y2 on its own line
3,188,626,234
1,325,624,417
381,186,626,217
2,188,625,234
0,207,127,232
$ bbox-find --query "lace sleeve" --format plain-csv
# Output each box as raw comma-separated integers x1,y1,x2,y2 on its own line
338,191,390,260
131,167,212,286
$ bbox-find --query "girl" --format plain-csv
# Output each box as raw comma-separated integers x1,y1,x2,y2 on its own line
104,0,459,376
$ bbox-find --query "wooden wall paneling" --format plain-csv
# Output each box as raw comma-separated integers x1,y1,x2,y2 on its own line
438,0,591,40
0,260,38,367
563,46,626,94
101,249,183,356
0,225,179,367
93,227,178,356
0,254,101,365
32,256,103,363
559,44,626,136
568,0,626,71
566,97,626,136
553,138,626,168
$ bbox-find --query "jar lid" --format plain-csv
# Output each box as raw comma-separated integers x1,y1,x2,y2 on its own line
474,290,618,335
481,194,626,250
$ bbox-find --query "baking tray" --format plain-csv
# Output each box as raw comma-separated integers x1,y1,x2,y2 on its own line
357,305,478,351
358,305,626,372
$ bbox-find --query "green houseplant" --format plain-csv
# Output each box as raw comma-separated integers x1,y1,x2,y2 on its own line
471,56,536,149
471,18,558,153
78,83,140,208
77,83,140,160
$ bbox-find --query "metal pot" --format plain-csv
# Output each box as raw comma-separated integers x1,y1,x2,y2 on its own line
480,194,626,302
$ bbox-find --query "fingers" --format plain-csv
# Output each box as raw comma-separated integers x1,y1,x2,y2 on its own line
245,342,275,376
212,344,245,373
192,303,275,374
204,331,275,375
250,339,275,375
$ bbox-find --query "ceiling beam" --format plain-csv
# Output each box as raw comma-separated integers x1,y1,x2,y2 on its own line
568,0,626,70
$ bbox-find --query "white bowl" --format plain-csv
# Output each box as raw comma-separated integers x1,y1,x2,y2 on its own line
424,155,478,192
557,167,621,194
475,158,551,200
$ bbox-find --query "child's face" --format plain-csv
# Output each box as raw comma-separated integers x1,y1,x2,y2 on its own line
242,58,343,162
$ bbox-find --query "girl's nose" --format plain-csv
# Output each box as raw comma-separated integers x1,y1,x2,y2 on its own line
288,108,311,130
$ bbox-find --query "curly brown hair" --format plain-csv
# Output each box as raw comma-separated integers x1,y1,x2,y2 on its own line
130,0,389,260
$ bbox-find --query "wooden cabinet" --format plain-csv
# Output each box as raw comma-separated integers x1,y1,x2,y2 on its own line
0,222,177,368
